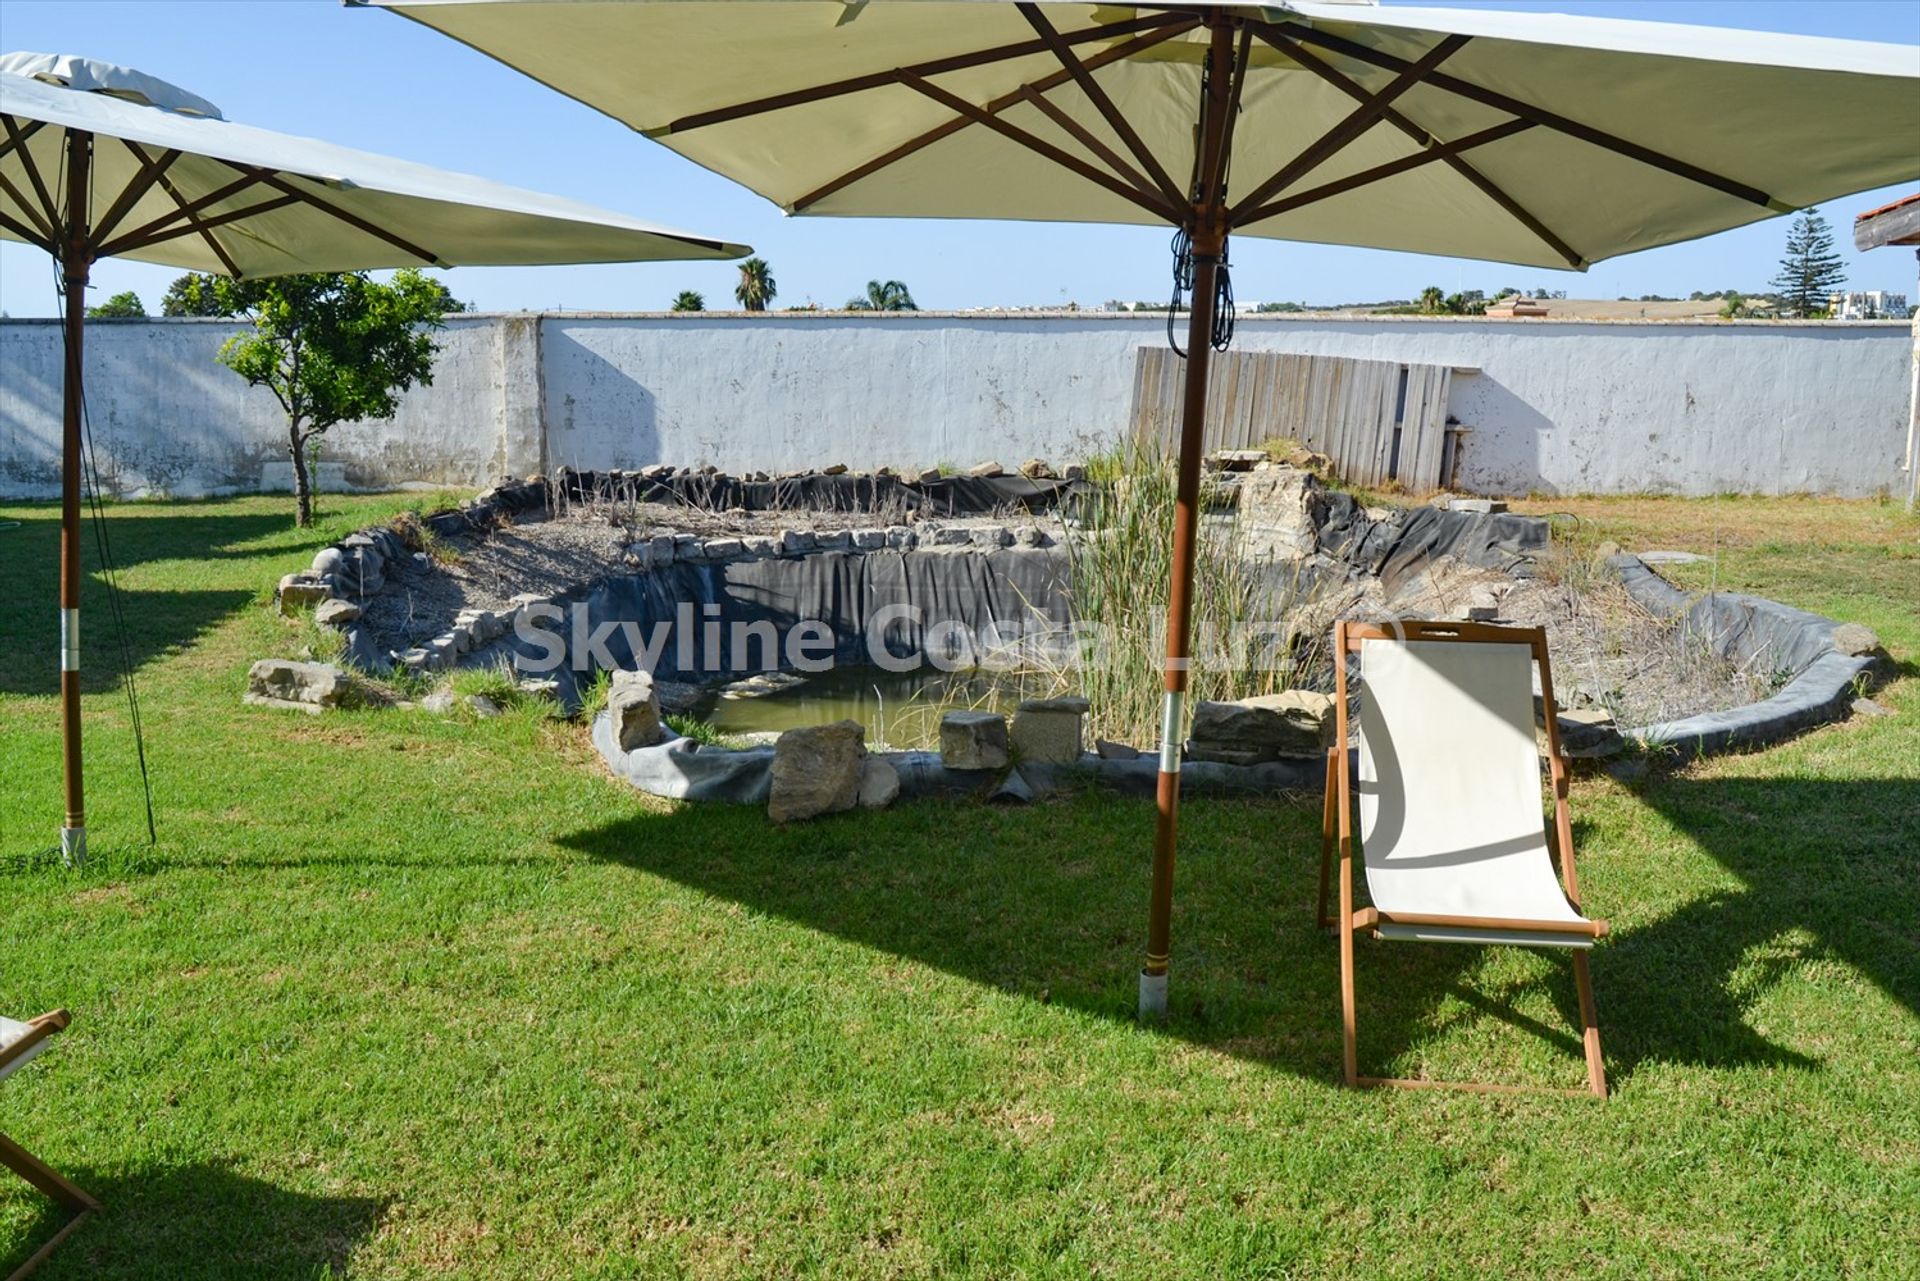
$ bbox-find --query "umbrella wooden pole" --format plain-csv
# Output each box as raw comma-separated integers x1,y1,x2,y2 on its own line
1141,17,1235,1019
58,128,91,867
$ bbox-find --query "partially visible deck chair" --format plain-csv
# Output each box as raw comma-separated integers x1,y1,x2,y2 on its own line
1,1011,97,1280
1318,621,1609,1098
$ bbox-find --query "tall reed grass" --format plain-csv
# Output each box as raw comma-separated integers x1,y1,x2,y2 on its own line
1055,443,1321,746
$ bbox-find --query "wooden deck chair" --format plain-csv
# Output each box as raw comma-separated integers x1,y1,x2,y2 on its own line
1,1011,98,1280
1318,621,1608,1098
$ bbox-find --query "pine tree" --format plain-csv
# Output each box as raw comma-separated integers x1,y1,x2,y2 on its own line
1769,210,1846,317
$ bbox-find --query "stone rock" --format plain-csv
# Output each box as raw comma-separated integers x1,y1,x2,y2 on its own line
915,467,943,485
972,525,1014,548
857,757,900,809
1638,549,1710,565
1281,447,1333,474
967,460,1004,478
886,525,915,549
314,599,362,627
703,537,745,561
277,573,333,616
469,610,507,644
1207,449,1266,471
623,543,654,570
874,465,896,478
821,463,849,476
1188,690,1334,759
1830,623,1882,657
768,720,868,822
510,592,550,610
1018,458,1054,479
245,659,351,713
743,536,776,558
1446,497,1508,514
1234,466,1326,562
653,679,704,715
518,678,560,700
467,694,503,718
1187,743,1272,767
1557,707,1623,758
420,688,456,713
940,710,1010,770
426,634,457,665
1094,738,1139,760
607,668,663,751
310,546,345,576
1852,697,1894,718
815,529,853,551
853,529,887,550
1013,526,1050,547
928,526,973,547
1591,539,1624,567
779,529,815,556
1011,695,1089,764
1062,463,1087,482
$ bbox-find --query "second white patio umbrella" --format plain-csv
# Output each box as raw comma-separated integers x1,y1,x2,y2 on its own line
1,51,750,866
365,0,1920,1021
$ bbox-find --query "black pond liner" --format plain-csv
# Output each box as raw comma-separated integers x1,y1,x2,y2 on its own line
1607,554,1882,755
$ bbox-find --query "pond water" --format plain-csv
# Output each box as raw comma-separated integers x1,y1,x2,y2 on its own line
690,665,1054,748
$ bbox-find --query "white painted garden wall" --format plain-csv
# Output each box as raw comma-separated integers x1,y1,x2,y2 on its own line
1,311,1909,499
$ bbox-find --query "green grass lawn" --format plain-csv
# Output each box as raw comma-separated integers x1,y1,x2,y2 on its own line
2,492,1916,1279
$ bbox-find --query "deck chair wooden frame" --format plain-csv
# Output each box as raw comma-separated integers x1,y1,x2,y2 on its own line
1,1010,98,1281
1318,620,1608,1099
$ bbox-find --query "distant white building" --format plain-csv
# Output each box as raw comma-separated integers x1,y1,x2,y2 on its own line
1829,289,1910,319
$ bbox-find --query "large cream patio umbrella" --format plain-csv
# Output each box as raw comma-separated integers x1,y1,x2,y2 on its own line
0,52,750,867
365,0,1920,1018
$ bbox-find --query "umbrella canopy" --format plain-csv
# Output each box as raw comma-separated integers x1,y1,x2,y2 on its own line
2,51,749,868
367,0,1920,1027
0,53,750,269
368,1,1918,270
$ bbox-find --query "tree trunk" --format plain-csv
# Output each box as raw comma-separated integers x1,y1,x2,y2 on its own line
289,420,313,528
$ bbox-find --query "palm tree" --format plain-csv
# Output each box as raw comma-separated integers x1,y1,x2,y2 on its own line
846,279,917,311
734,257,776,311
670,289,705,312
1417,285,1447,315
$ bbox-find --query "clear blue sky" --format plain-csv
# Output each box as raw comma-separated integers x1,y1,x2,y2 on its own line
2,0,1916,316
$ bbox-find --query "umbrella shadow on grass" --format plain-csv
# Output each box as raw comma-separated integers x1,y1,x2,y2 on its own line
560,791,1622,1085
558,774,1879,1087
1598,773,1919,1079
0,507,284,697
1,1159,385,1279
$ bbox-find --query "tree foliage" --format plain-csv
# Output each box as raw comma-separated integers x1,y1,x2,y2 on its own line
162,273,235,317
734,258,776,311
670,289,706,312
187,269,453,525
1770,210,1846,318
86,290,146,319
845,279,917,312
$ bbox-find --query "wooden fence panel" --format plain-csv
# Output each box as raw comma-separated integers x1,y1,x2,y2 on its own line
1130,346,1454,490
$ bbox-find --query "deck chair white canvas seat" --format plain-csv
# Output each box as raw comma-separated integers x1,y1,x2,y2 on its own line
1,1010,98,1280
1319,620,1608,1098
